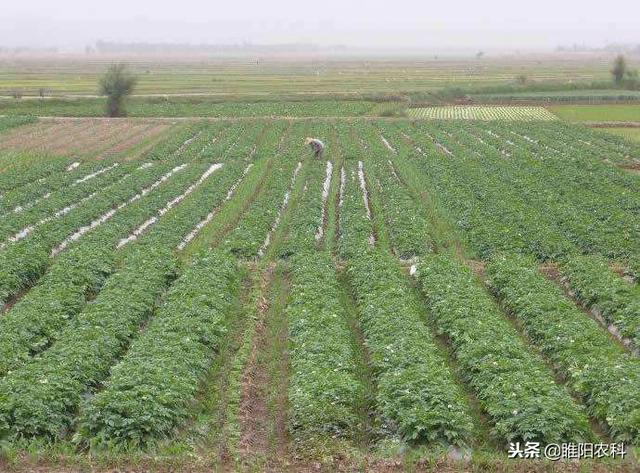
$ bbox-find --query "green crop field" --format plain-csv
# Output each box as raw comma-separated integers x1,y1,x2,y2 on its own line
0,111,638,473
549,104,640,122
470,89,640,103
0,96,388,117
0,49,638,473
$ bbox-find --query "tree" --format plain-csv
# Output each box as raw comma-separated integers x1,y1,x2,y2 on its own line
99,63,137,117
516,74,528,85
611,55,627,84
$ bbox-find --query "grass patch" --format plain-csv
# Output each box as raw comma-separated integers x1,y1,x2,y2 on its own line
471,89,640,103
549,104,640,122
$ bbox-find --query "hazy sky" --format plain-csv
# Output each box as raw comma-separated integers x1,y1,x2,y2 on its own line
1,0,638,51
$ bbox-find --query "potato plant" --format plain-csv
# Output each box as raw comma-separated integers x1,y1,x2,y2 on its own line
0,246,177,439
487,254,640,444
415,254,592,443
287,251,362,441
339,153,474,445
78,251,239,447
561,254,640,349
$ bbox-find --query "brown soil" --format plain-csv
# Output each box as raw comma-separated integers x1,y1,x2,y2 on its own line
34,120,101,154
99,124,169,159
238,263,275,459
0,286,30,315
619,162,640,175
236,261,291,471
0,121,72,151
272,298,290,462
0,119,170,159
539,262,561,282
609,262,636,283
586,121,640,128
466,259,487,279
51,122,159,158
45,121,127,156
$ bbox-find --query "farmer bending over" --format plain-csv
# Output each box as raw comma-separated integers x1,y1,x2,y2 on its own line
305,137,325,158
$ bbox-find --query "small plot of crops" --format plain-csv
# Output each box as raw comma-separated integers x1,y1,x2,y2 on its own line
549,104,640,122
407,105,558,121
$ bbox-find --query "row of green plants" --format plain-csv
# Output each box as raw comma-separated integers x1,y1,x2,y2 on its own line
0,98,379,118
444,122,609,257
0,161,193,305
502,122,639,228
533,120,639,166
466,121,640,262
0,123,260,376
177,122,291,259
279,149,364,443
0,153,76,195
349,122,640,445
77,250,239,447
287,250,362,442
346,248,474,445
338,156,474,446
360,120,637,441
0,115,34,134
358,125,433,259
502,124,640,254
0,121,247,307
222,122,308,258
560,254,640,351
0,241,114,378
0,157,121,216
74,122,290,446
414,254,593,443
116,123,270,251
368,119,640,266
433,121,618,261
0,172,179,374
0,161,137,242
487,254,640,444
435,80,640,102
392,121,567,261
389,120,640,269
223,122,268,161
371,121,463,253
0,246,177,439
142,122,210,161
470,90,640,104
335,128,374,261
355,121,615,444
0,124,277,440
147,162,255,247
360,124,638,441
277,123,331,258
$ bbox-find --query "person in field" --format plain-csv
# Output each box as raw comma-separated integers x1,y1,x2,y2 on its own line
305,137,325,158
